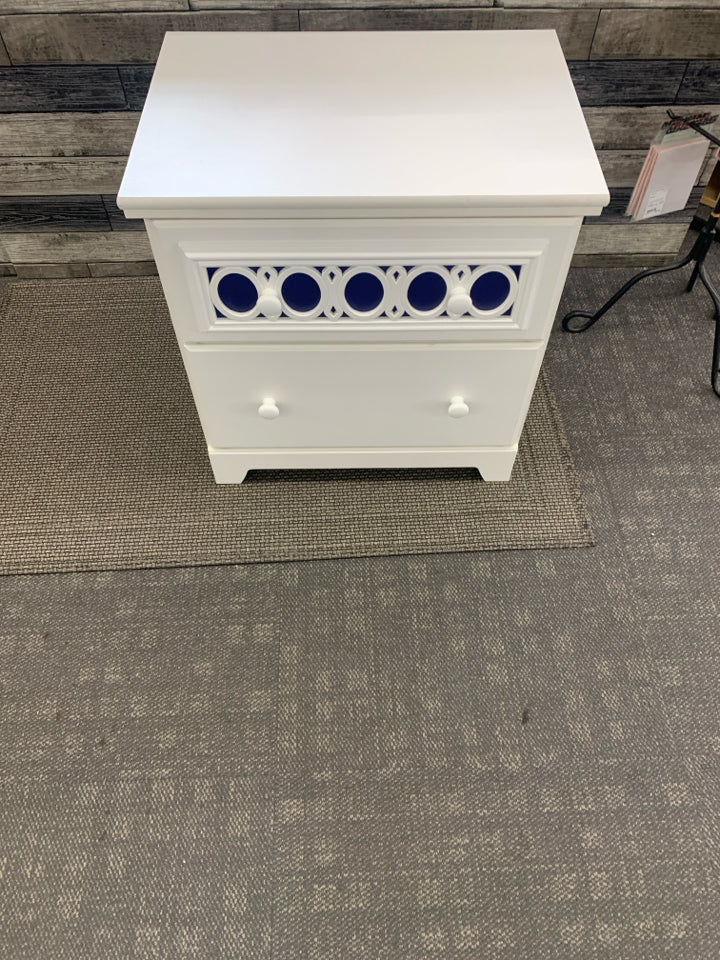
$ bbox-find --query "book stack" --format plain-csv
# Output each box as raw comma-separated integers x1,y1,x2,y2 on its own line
626,135,709,220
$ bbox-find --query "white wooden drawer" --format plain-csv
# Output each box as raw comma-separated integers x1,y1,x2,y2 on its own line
149,217,581,345
181,341,544,450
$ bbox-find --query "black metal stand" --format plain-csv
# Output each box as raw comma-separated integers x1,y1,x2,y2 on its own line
562,110,720,399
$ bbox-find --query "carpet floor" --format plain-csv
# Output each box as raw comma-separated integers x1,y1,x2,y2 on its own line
1,260,719,959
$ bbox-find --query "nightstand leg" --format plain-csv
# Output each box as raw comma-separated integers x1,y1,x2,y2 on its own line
209,452,248,484
475,448,518,482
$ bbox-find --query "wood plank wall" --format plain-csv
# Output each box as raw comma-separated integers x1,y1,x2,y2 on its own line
0,2,719,277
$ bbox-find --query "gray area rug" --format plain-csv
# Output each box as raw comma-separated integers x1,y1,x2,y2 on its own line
1,261,720,960
0,278,592,574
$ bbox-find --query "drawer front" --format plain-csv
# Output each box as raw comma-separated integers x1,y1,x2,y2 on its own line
148,217,581,345
182,341,544,449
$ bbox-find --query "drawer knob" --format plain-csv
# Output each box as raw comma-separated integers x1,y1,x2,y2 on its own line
447,287,472,318
448,396,470,419
258,397,280,419
257,288,282,319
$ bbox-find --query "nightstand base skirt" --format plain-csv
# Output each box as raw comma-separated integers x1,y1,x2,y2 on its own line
208,445,519,484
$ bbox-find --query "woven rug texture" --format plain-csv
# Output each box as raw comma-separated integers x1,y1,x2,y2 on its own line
0,278,592,574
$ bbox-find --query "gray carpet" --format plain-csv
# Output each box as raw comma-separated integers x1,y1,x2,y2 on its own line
0,278,591,574
1,260,719,959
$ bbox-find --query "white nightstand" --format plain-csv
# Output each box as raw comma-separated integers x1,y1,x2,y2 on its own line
118,30,608,483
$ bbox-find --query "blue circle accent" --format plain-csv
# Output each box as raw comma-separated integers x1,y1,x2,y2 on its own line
470,271,512,311
344,272,384,312
281,272,321,313
217,272,258,313
407,272,447,312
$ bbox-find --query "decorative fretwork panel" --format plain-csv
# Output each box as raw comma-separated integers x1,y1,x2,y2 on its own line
205,263,523,322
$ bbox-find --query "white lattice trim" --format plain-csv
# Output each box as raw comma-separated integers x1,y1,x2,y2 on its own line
206,262,521,322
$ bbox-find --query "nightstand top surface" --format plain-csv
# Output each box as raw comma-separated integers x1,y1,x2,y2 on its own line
118,30,609,217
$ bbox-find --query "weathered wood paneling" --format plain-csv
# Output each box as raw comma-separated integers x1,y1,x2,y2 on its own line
576,223,688,255
0,230,152,262
571,253,676,268
15,261,91,278
597,151,656,189
0,2,188,11
591,10,720,60
0,6,713,270
0,11,299,64
0,158,126,195
584,187,704,223
0,60,711,118
502,0,712,6
9,107,713,162
0,195,110,231
193,0,488,5
118,66,155,110
1,186,704,236
699,153,718,187
0,112,139,157
298,9,599,59
102,194,145,230
677,62,720,104
89,260,157,276
599,149,713,189
2,227,686,266
0,32,7,66
583,105,720,150
2,187,702,234
568,61,687,107
0,149,696,196
0,66,127,112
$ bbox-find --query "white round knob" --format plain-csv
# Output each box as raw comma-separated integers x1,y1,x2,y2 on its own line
448,396,470,419
257,288,282,319
447,287,472,318
258,397,280,419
